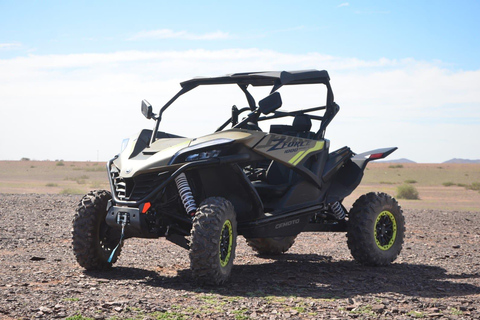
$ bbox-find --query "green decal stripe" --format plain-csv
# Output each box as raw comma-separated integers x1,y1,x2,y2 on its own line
289,141,325,166
288,151,306,165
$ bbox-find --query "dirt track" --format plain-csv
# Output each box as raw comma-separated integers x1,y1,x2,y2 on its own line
1,193,479,319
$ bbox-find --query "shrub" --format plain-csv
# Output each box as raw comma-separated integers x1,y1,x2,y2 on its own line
442,181,456,187
84,166,106,172
59,188,84,195
45,183,58,187
404,179,417,184
396,184,419,200
56,161,65,166
389,164,404,169
21,157,30,161
467,182,480,191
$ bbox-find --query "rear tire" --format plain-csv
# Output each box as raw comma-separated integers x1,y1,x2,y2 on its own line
245,236,297,255
189,197,237,285
347,192,405,266
72,190,122,270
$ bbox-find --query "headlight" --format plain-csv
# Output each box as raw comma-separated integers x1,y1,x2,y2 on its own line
169,138,233,164
120,138,129,153
185,149,221,162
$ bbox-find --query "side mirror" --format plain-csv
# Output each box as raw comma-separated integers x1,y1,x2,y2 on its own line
141,100,154,119
258,92,282,115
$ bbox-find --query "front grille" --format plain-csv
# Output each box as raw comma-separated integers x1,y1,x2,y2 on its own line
130,171,169,200
111,169,130,200
110,167,169,201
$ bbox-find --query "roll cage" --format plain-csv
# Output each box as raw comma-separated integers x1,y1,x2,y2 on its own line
149,70,339,145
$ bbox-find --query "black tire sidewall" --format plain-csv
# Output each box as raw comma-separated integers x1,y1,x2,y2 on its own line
72,190,121,270
245,236,297,255
189,197,237,285
347,192,405,266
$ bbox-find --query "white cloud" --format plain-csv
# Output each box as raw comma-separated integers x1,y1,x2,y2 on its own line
0,42,21,49
0,49,479,162
128,29,230,41
338,3,349,7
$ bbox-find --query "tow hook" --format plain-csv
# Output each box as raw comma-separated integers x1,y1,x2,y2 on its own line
117,212,130,225
108,212,128,263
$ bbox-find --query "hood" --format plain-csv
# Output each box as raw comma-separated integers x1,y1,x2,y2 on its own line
112,129,266,178
113,132,191,178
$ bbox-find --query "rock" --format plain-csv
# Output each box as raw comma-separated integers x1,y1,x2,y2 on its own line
39,306,52,314
30,256,46,261
372,304,385,313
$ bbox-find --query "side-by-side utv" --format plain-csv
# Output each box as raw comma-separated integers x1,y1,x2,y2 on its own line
72,70,405,285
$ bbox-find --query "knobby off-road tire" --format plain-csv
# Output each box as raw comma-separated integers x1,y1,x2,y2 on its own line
189,197,237,285
245,236,297,255
347,192,405,266
72,190,122,270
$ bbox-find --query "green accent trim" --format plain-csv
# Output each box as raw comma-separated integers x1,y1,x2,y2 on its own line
288,150,306,165
288,141,325,166
374,210,397,251
219,220,233,267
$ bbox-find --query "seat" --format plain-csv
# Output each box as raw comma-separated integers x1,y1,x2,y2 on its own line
254,115,316,198
269,114,314,139
252,160,292,197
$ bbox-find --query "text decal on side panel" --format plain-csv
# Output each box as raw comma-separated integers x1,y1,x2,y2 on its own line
254,134,324,166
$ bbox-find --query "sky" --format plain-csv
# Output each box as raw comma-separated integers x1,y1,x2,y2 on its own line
0,0,479,163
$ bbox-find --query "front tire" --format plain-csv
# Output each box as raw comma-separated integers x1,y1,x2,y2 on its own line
347,192,405,266
72,190,122,270
189,197,237,285
245,236,297,255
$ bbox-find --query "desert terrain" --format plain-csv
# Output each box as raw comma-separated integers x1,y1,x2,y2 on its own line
0,160,479,319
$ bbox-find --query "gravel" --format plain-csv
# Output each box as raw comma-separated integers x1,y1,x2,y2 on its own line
0,193,479,319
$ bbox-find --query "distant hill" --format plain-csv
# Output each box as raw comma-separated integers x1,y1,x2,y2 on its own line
381,158,416,164
443,158,480,164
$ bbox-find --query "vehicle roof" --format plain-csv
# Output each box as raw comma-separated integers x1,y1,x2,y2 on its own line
180,69,330,88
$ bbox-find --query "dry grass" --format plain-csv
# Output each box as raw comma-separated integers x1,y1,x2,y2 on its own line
0,160,109,195
1,161,479,212
362,163,480,186
344,163,480,212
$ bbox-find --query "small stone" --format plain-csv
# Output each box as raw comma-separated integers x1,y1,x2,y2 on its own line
453,245,461,249
30,256,46,261
372,304,385,313
39,306,52,314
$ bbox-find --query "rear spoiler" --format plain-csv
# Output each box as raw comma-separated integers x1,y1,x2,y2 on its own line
352,147,398,170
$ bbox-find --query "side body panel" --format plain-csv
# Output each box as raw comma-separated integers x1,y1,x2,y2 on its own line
253,134,325,167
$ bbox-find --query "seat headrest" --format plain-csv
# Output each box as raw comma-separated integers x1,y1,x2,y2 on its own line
292,114,312,132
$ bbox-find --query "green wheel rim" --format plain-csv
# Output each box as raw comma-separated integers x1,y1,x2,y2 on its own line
374,211,397,251
219,220,233,267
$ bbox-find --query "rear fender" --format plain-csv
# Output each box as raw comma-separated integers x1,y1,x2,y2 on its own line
352,147,398,170
326,147,397,203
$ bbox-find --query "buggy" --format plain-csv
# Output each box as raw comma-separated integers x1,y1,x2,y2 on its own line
72,70,405,285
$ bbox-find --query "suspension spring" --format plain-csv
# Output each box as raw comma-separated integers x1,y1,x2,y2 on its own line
175,173,197,216
330,201,346,220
